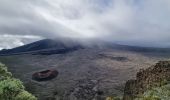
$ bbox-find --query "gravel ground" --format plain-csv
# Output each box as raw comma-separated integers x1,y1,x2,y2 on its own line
0,48,168,100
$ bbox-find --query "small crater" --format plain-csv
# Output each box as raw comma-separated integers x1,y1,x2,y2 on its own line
97,54,128,61
32,69,58,81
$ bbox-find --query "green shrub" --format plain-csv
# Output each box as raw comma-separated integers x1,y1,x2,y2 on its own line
0,78,24,100
15,91,37,100
0,63,12,80
135,84,170,100
0,63,37,100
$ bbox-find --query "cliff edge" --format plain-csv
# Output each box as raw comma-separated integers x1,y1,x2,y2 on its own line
123,61,170,100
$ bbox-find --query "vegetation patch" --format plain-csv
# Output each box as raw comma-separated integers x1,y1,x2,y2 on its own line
0,63,37,100
135,83,170,100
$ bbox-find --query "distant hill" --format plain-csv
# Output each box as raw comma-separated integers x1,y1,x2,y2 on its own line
0,39,84,55
1,39,170,56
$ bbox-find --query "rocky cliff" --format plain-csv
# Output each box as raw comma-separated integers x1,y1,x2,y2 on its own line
123,61,170,100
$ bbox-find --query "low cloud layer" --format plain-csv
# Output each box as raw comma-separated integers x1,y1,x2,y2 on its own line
0,0,170,49
0,34,42,50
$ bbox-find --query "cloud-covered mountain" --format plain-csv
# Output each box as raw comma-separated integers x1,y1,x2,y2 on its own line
0,0,170,49
0,39,85,55
1,39,170,56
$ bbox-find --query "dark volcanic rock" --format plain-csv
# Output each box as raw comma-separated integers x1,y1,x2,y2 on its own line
123,61,170,100
32,46,82,55
98,54,128,61
64,79,105,100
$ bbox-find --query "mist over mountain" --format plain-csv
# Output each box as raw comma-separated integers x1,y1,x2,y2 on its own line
0,0,170,49
1,38,170,56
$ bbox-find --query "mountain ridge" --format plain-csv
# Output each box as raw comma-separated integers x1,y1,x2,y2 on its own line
1,39,170,56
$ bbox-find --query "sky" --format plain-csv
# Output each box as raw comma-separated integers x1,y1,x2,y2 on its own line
0,0,170,49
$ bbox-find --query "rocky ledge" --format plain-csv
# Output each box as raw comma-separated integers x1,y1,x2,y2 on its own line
123,61,170,100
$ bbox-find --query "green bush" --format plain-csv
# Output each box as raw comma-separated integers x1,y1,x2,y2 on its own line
0,78,24,100
0,63,12,80
15,91,37,100
135,84,170,100
0,63,37,100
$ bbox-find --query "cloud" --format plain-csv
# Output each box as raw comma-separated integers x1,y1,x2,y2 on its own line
0,34,43,50
0,0,170,48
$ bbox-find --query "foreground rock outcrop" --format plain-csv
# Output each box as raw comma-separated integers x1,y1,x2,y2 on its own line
123,61,170,100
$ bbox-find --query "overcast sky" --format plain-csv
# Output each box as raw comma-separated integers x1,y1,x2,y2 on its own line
0,0,170,49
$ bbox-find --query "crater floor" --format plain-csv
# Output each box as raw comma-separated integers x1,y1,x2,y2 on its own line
0,48,167,100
